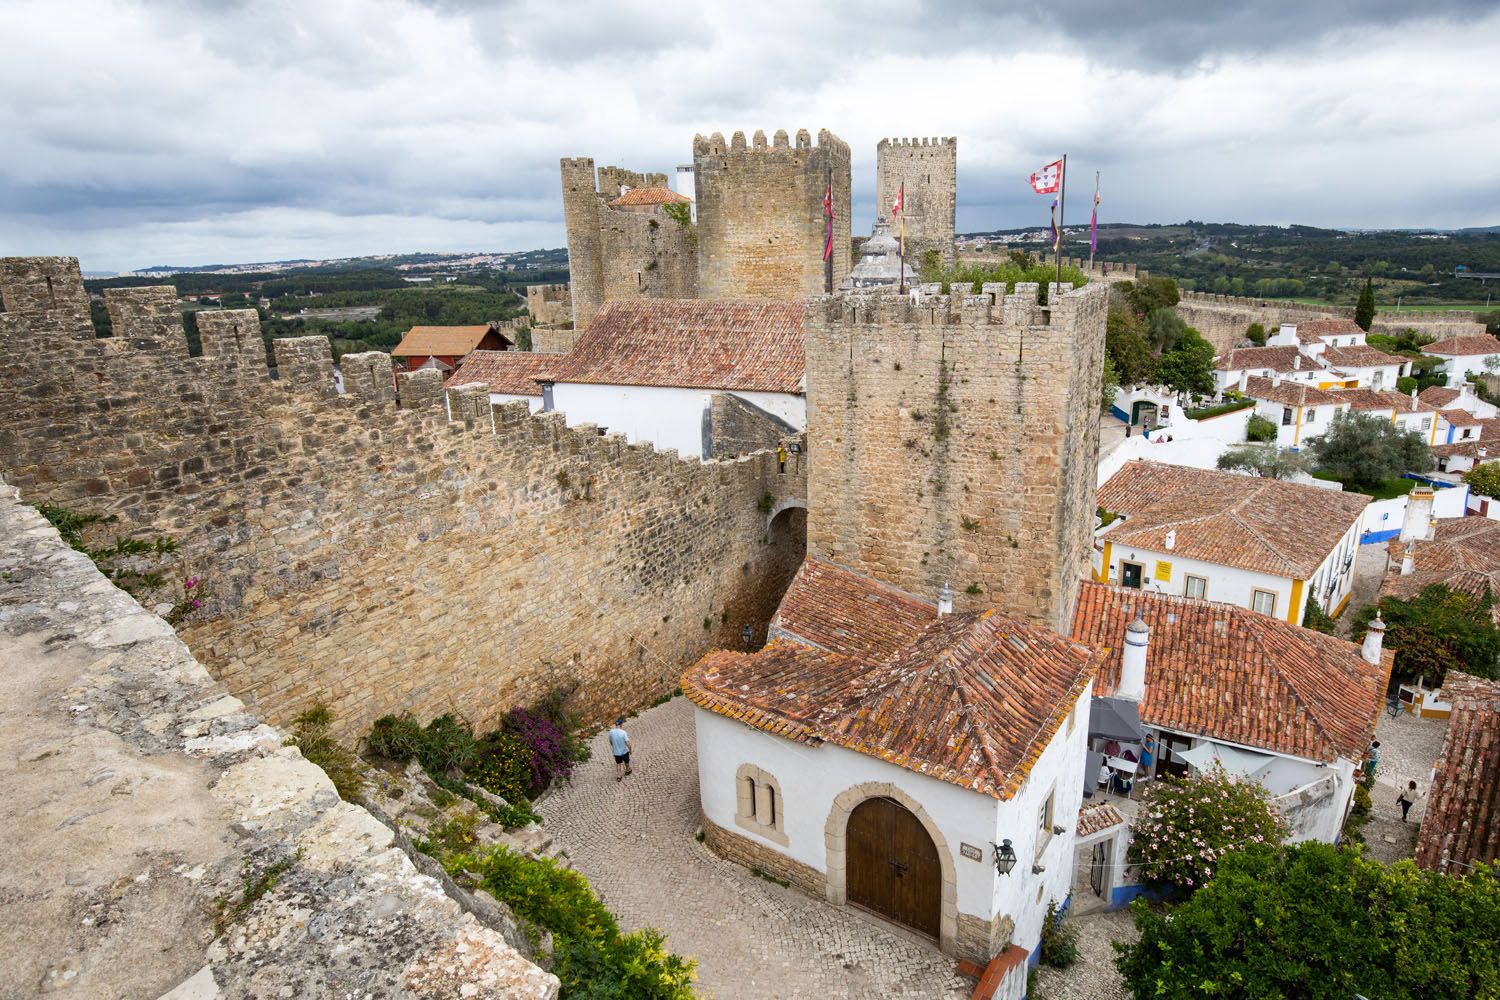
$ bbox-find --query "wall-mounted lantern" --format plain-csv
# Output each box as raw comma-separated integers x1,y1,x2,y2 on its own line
991,839,1017,876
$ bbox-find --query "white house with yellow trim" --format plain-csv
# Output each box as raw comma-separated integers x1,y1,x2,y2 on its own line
1239,375,1352,450
1093,461,1370,626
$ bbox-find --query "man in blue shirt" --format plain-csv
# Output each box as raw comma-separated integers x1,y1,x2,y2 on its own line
609,718,632,782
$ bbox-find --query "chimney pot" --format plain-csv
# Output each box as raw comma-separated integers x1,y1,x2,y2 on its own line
1362,613,1386,666
937,582,953,617
1118,616,1150,702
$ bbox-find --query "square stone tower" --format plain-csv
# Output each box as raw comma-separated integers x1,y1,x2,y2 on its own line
876,137,957,268
559,159,699,330
803,281,1107,634
693,129,852,300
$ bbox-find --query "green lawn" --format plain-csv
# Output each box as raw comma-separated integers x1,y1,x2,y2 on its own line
1311,470,1418,499
1281,297,1491,313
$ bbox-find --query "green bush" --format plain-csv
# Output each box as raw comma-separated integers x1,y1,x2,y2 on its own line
465,848,697,999
1038,900,1079,968
366,713,424,763
1245,413,1277,443
1303,593,1337,634
1246,322,1266,346
286,703,364,800
1397,375,1418,394
1127,763,1285,896
1117,844,1500,1000
469,730,533,805
417,714,479,774
1185,398,1254,420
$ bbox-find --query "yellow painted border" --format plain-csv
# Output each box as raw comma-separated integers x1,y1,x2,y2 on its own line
1288,578,1305,624
1096,541,1113,583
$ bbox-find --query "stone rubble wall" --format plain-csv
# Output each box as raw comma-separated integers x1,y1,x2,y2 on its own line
0,475,557,999
0,257,808,739
526,283,572,328
803,282,1108,634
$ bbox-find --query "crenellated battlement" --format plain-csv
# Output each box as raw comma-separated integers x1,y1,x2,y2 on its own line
0,255,806,739
877,136,956,150
692,127,849,159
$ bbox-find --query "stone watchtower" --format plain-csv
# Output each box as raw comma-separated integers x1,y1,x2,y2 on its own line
693,129,852,300
559,158,699,331
803,281,1108,634
876,137,957,269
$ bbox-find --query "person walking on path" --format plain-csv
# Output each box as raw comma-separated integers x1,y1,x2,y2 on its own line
1397,780,1420,822
1365,740,1381,786
608,717,633,782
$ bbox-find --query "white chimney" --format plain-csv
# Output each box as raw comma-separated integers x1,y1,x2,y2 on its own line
1401,541,1415,577
1239,370,1249,393
1164,529,1176,550
1294,354,1302,370
1118,616,1149,702
937,582,953,617
1362,613,1386,666
1401,486,1436,542
1272,373,1282,388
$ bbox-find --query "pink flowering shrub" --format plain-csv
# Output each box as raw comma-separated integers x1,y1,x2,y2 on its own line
1126,762,1286,895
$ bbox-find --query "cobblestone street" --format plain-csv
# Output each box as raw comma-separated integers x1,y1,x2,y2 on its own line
1363,708,1449,864
541,696,970,999
1031,908,1137,1000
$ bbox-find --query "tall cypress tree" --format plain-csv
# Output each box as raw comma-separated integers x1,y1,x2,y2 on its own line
1355,276,1376,331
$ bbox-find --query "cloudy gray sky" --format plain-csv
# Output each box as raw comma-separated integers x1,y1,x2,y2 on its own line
3,0,1498,271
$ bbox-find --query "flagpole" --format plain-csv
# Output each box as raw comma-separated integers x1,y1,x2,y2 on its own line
898,178,906,295
1089,170,1100,273
824,161,833,294
1055,154,1067,294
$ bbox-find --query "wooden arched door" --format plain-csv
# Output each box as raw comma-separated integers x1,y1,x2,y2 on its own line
845,796,941,938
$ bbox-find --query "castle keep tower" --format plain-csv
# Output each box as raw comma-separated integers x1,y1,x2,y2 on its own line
803,281,1108,633
876,137,957,268
559,158,699,330
693,129,852,300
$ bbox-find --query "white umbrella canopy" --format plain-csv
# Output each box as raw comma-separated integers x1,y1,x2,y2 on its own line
1177,741,1274,780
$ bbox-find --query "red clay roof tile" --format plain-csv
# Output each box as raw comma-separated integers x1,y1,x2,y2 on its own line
1414,672,1500,871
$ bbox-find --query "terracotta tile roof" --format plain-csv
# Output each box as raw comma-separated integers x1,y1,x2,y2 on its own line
772,559,938,661
1413,672,1500,872
551,299,804,393
1424,334,1500,357
1076,802,1126,837
1381,516,1500,615
683,559,1101,800
1328,387,1431,413
392,324,511,357
1419,387,1463,408
1293,319,1366,341
1097,461,1369,578
1321,344,1409,369
1071,583,1390,764
445,351,557,396
1432,440,1490,459
1215,345,1319,373
1241,375,1343,408
608,186,691,208
1441,408,1483,427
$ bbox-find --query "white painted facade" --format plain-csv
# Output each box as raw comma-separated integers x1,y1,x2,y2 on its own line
1434,350,1500,387
1214,362,1329,396
1094,514,1363,623
1248,395,1352,449
693,680,1095,957
547,382,805,460
490,391,544,413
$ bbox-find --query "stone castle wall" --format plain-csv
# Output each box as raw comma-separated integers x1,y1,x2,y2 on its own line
876,137,957,268
1173,291,1340,353
0,257,806,739
559,160,698,330
529,328,580,354
693,129,851,300
526,283,571,328
803,282,1107,634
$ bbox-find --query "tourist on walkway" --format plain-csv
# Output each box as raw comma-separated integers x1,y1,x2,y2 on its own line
609,717,633,782
1397,780,1420,822
1365,740,1381,785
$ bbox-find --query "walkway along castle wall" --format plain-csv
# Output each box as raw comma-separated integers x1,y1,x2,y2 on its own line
803,282,1108,634
0,257,806,738
693,129,852,300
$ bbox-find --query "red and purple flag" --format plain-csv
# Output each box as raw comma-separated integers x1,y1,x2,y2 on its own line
823,181,834,261
1091,183,1100,254
1029,159,1063,195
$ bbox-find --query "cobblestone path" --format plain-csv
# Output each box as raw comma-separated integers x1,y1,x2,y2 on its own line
1363,709,1448,864
541,696,971,999
1031,908,1137,1000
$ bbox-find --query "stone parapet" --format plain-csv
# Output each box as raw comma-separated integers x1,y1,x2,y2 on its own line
0,475,557,999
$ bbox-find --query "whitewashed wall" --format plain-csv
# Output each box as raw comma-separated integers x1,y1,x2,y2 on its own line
490,391,543,413
1440,354,1500,387
550,383,805,459
1097,542,1298,622
694,681,1092,956
1360,485,1469,541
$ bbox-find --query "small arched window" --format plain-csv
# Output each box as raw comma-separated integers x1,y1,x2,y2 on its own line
735,763,787,846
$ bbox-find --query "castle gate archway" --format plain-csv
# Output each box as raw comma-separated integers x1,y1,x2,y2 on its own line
845,796,942,939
